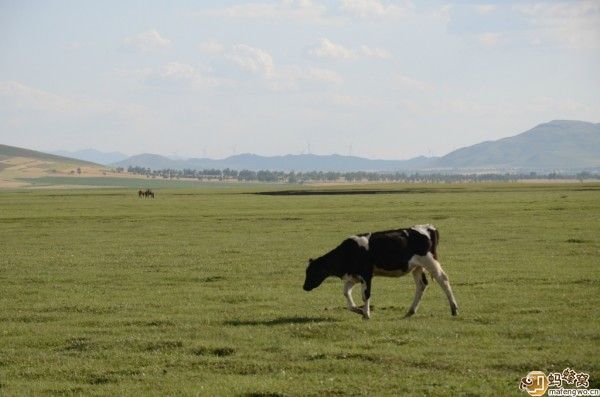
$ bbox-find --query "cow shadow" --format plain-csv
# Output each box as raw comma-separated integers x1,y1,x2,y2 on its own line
224,316,337,326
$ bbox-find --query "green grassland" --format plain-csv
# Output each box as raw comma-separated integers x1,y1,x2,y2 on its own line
18,176,266,189
1,183,599,396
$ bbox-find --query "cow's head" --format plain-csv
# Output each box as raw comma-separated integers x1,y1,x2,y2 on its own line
303,258,329,291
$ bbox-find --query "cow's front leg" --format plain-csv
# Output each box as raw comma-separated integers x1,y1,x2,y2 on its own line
360,276,372,320
342,276,362,314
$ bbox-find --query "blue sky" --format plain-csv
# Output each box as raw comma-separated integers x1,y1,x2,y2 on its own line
1,0,599,159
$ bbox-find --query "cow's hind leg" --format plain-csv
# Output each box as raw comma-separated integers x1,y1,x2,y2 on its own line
414,254,458,316
405,267,428,318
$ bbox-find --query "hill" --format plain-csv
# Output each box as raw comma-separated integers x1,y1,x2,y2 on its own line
0,144,107,188
434,120,600,170
0,144,99,165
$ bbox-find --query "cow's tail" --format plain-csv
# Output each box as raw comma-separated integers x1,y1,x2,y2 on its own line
429,226,439,260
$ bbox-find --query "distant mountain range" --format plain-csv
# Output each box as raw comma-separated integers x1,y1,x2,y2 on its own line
51,149,128,165
3,120,599,174
112,120,599,172
112,153,436,172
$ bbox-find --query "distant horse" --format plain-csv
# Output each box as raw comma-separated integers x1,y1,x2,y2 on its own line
138,189,144,198
144,189,154,198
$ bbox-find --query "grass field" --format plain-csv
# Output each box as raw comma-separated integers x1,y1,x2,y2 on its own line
18,176,265,189
1,183,599,396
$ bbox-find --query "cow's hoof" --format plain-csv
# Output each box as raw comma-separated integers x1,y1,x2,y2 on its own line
451,307,458,316
404,309,415,318
361,307,371,320
350,307,363,315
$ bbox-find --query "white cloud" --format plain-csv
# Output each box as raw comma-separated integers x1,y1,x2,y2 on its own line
310,38,391,60
0,80,149,124
477,32,503,48
0,81,159,151
122,30,171,53
430,4,452,23
145,62,228,89
398,99,423,114
305,67,343,85
440,99,493,115
229,44,342,90
0,81,75,114
266,66,343,91
118,44,343,92
117,62,229,90
394,74,434,92
198,40,225,55
339,0,414,18
230,44,276,78
161,62,220,88
514,1,600,49
206,0,334,24
475,4,496,15
438,96,599,120
527,96,595,115
64,41,93,51
114,67,154,81
291,68,343,90
321,93,385,107
206,0,416,24
359,45,391,59
310,38,356,59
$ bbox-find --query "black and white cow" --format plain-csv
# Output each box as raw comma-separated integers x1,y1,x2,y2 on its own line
303,224,458,319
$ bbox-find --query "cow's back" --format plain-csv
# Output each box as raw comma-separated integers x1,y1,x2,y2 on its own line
368,231,411,272
368,227,435,272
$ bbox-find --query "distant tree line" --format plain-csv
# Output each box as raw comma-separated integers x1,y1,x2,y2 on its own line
126,166,599,183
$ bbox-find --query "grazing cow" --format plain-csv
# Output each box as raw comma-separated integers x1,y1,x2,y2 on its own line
302,225,458,320
138,189,144,198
